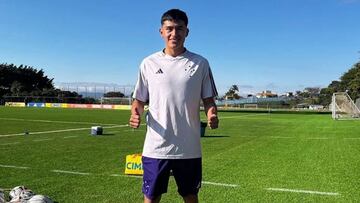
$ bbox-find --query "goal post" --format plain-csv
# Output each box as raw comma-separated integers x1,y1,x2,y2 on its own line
331,92,360,120
243,103,258,109
100,97,132,105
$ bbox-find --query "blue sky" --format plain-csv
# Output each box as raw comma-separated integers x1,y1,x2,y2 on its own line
1,0,360,96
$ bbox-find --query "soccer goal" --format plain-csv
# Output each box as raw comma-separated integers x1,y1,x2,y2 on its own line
100,97,132,105
243,103,258,109
331,92,360,120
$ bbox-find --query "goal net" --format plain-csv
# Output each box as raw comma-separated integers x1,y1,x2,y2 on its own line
243,103,258,109
331,92,360,120
100,97,132,105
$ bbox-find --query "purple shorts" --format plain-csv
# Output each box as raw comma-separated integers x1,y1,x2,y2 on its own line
142,156,202,199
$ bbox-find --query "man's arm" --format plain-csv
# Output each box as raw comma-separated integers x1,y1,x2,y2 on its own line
129,99,145,128
202,97,218,129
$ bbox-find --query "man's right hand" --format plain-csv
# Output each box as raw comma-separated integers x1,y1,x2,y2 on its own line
129,108,141,128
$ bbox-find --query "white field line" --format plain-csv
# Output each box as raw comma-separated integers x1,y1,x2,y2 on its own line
0,164,341,194
110,174,143,179
266,187,339,196
0,132,26,137
100,124,146,134
344,137,360,140
268,136,294,139
63,136,78,139
111,174,239,187
0,128,89,137
306,138,330,140
0,117,119,126
0,164,29,169
104,130,123,134
241,136,347,140
220,114,269,119
0,142,20,146
238,135,256,138
202,181,238,187
33,138,53,142
123,129,146,132
238,135,293,139
110,174,238,187
103,125,129,129
0,124,129,138
51,170,90,175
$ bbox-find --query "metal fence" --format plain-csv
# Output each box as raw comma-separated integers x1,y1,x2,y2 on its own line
56,83,134,99
216,96,291,106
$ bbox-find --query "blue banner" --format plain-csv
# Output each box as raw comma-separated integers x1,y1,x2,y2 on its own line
27,103,46,108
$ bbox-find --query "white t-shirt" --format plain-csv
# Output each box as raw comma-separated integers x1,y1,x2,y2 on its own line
133,49,217,159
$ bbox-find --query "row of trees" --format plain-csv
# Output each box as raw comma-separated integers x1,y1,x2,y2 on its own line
222,61,360,107
0,63,54,97
0,64,82,104
0,63,127,104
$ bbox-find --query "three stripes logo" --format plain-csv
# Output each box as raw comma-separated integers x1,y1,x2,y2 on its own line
155,68,163,74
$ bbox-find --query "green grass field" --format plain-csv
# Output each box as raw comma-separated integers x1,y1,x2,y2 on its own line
1,106,359,202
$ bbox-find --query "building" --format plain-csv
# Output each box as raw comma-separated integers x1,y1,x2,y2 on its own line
256,90,278,98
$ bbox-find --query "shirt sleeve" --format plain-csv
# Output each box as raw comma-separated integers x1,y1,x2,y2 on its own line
201,60,218,99
132,61,149,102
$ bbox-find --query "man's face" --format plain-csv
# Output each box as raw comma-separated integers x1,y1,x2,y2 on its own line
160,20,188,50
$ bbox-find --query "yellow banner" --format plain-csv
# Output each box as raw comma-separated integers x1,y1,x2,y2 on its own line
124,154,143,175
5,102,25,107
45,103,68,108
114,105,131,110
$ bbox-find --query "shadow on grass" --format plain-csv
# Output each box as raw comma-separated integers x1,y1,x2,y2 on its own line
201,135,229,138
100,133,115,136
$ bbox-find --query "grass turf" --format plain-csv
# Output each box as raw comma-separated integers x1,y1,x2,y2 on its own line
0,106,359,202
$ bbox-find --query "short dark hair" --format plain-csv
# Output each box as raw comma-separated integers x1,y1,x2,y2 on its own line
161,9,188,26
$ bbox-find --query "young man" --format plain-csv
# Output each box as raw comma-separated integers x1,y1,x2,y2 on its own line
129,9,218,203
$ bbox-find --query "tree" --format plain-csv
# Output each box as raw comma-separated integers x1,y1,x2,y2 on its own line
0,63,87,103
10,81,24,96
224,85,240,99
319,62,360,105
304,87,321,97
104,91,125,97
0,63,54,97
319,81,341,105
340,62,360,100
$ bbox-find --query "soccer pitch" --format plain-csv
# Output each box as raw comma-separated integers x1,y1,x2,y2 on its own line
1,107,359,202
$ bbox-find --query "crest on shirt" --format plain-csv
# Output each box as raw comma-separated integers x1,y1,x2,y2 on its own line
185,64,197,77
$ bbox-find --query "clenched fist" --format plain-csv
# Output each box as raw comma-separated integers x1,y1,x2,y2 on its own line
129,108,141,128
207,114,218,129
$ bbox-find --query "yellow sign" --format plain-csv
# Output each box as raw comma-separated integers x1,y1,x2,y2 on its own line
124,154,143,175
5,102,25,107
114,105,131,110
45,103,68,108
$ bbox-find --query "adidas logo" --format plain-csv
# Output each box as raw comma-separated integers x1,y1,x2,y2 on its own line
155,68,163,74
